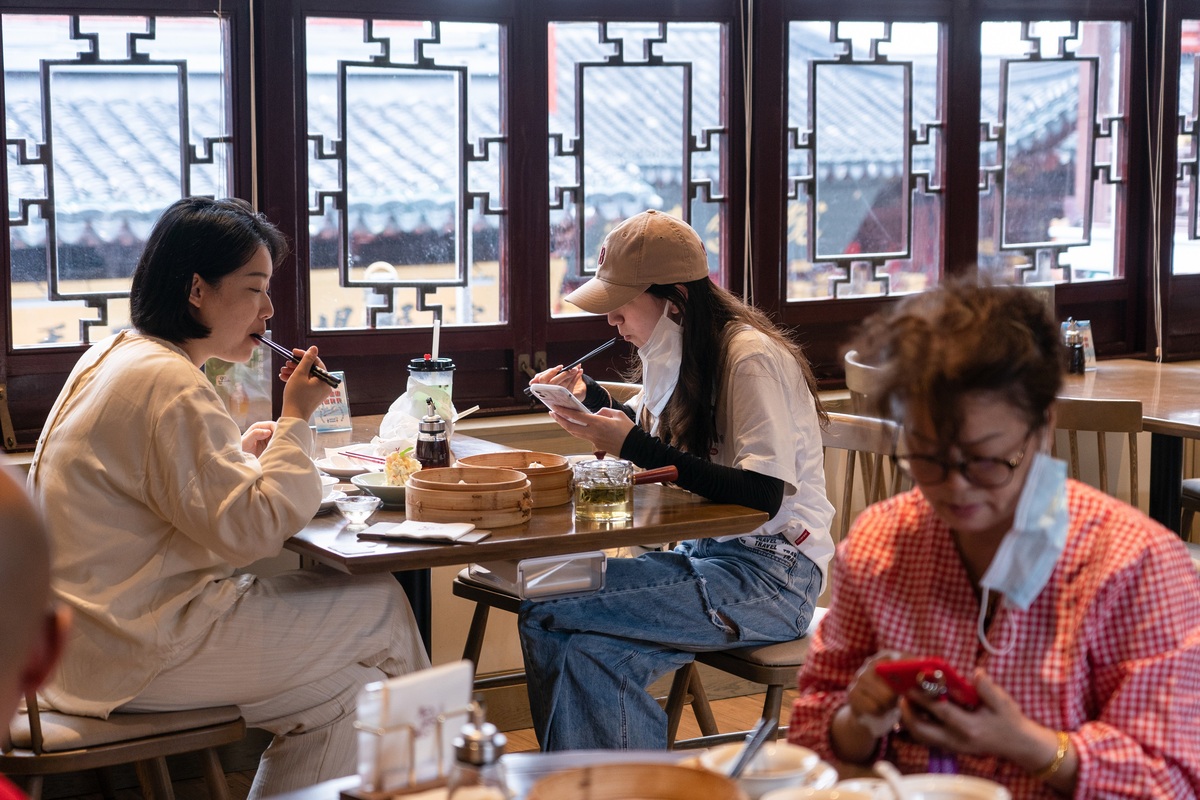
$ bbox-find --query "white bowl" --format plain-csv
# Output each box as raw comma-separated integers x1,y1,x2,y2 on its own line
900,774,1011,800
699,742,821,799
318,489,347,514
350,471,406,507
834,774,1011,800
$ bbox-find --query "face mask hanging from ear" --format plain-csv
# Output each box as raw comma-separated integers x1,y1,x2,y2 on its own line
976,452,1069,655
638,306,683,436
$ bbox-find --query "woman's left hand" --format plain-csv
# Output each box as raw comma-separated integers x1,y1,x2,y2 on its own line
546,406,635,454
241,421,277,457
899,668,1064,772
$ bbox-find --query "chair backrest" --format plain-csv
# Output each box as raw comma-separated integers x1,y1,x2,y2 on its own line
843,350,883,417
1053,396,1143,508
822,412,907,540
596,380,641,405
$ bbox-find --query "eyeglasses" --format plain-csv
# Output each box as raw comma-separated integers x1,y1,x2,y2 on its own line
897,433,1033,488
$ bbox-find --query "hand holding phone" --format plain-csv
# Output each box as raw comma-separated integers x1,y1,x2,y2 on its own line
874,657,980,710
528,383,594,424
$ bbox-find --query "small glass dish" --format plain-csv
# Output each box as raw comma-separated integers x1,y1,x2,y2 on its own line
335,494,382,528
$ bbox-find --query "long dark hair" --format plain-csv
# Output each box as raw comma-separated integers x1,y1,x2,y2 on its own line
626,278,826,458
130,197,288,343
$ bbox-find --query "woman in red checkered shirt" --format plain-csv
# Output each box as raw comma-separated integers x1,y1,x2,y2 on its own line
789,280,1200,798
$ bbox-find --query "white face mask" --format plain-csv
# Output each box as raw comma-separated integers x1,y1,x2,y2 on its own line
976,452,1069,654
637,306,683,434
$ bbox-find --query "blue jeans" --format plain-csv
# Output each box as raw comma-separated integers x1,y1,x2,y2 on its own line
518,535,821,750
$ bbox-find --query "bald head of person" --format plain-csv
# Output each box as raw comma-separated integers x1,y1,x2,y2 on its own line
0,465,65,730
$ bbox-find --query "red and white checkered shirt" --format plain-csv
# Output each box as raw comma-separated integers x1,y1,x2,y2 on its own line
788,481,1200,799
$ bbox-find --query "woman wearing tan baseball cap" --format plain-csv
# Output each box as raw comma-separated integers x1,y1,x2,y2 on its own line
519,210,835,750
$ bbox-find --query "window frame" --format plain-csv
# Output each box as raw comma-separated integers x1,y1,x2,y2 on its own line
0,0,1179,448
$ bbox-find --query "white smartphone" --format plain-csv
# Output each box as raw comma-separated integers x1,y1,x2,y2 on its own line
528,383,594,424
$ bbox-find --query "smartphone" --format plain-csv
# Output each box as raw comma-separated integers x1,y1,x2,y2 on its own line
874,657,980,709
528,383,594,421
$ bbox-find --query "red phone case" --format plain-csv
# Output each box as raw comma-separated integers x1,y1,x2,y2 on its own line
874,657,981,709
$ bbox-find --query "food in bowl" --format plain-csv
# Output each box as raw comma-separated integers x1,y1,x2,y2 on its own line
699,742,822,799
761,788,874,800
351,471,407,506
385,448,422,487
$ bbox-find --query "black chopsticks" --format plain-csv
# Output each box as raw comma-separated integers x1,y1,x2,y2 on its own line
523,336,621,398
251,333,342,389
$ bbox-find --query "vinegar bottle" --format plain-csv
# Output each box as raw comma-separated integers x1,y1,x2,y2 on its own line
415,399,450,469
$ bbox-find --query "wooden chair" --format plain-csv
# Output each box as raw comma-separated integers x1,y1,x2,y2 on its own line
596,380,641,405
823,412,905,541
1179,475,1200,539
1187,541,1200,575
665,413,907,749
843,349,883,417
1053,397,1142,508
451,571,718,745
2,694,245,800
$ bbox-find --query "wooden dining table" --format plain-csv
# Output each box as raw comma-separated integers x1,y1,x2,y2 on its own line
287,428,769,646
286,479,769,574
1059,358,1200,534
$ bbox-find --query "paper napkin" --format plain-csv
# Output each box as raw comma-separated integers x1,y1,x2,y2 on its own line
357,520,490,544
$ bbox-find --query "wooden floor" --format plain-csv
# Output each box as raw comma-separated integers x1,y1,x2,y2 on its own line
41,689,797,800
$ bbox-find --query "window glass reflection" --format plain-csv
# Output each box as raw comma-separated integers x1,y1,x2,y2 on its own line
5,14,229,348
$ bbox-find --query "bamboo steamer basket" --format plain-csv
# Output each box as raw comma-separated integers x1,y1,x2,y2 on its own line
404,467,532,528
455,451,572,508
406,466,527,492
527,764,747,800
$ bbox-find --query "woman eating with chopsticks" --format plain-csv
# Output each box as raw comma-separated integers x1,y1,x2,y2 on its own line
26,197,429,800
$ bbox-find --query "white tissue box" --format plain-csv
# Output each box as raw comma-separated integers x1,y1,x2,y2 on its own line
467,551,607,600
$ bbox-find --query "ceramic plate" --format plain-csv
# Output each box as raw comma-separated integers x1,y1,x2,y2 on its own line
317,489,347,514
314,457,372,478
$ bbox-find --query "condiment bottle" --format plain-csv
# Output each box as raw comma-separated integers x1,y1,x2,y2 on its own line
416,399,450,469
1065,317,1085,375
445,702,511,800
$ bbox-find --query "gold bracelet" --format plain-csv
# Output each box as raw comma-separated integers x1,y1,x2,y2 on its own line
1032,730,1071,780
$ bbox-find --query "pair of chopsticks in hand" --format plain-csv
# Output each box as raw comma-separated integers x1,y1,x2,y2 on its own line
252,333,342,388
523,336,621,398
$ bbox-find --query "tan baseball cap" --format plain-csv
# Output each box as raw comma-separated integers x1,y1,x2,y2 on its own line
564,210,709,314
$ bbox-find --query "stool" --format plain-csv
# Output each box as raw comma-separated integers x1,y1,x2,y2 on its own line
665,607,828,749
452,569,719,745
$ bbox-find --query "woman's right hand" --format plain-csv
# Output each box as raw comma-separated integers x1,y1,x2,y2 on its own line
847,650,906,721
830,650,907,763
530,364,586,399
279,346,333,420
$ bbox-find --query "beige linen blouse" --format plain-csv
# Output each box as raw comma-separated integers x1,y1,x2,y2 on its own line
27,330,321,717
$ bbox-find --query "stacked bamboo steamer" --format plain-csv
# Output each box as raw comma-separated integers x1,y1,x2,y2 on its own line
455,450,572,508
527,764,746,800
405,466,532,528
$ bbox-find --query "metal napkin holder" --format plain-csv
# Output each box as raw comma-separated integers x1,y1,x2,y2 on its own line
348,699,477,797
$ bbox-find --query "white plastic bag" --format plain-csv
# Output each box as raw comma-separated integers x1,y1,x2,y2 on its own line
378,379,456,449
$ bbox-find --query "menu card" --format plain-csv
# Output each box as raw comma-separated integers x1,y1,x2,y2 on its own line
357,520,489,544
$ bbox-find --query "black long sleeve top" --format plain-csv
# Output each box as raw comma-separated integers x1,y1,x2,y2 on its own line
581,376,784,517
